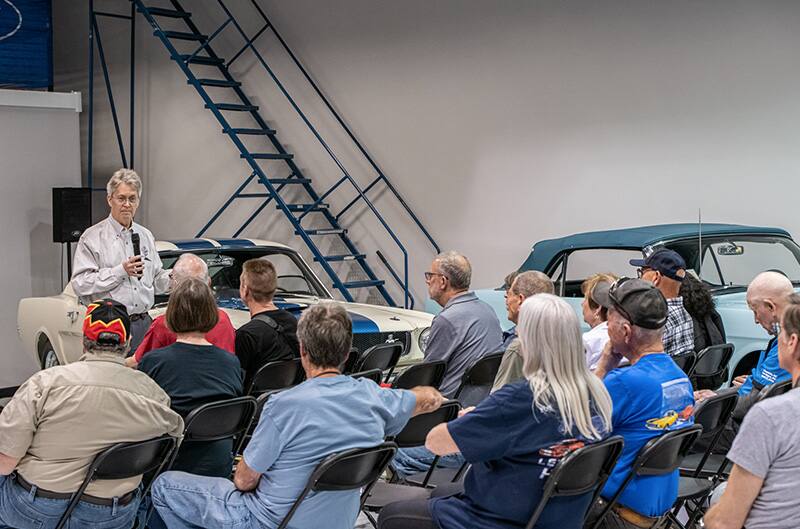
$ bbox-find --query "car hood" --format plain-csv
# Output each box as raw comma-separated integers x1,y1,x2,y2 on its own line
713,287,800,309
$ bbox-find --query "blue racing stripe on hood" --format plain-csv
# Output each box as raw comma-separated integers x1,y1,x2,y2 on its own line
214,239,256,248
170,239,216,250
348,311,380,333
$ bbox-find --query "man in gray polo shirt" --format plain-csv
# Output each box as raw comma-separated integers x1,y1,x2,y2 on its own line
392,252,502,478
423,251,503,397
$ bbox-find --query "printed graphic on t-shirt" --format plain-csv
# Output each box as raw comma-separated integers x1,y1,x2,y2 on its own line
536,438,587,480
645,378,694,431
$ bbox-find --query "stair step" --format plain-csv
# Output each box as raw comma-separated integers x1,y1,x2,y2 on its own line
282,203,329,212
226,127,276,135
343,279,386,289
245,153,294,160
196,79,241,88
178,55,225,66
315,254,367,263
160,30,207,41
267,178,311,185
300,229,346,236
207,103,258,112
144,7,191,18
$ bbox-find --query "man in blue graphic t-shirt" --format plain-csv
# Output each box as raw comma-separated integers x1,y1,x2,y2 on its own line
590,278,695,528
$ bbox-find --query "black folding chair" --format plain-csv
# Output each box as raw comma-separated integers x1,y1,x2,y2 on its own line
363,401,461,526
352,368,383,384
175,396,259,466
356,343,403,383
527,436,624,529
248,359,305,395
453,351,504,408
276,442,398,529
589,425,703,529
391,361,447,390
239,390,285,455
671,352,696,377
55,435,178,529
690,343,734,390
757,378,793,402
669,391,738,528
341,347,361,374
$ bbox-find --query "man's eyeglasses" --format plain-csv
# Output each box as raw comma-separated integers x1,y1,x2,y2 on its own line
636,267,652,279
113,195,139,205
424,272,447,282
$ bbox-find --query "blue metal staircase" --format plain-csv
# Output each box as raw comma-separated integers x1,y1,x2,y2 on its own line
132,0,440,308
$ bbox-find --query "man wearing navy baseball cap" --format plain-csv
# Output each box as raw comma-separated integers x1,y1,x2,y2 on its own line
630,249,695,357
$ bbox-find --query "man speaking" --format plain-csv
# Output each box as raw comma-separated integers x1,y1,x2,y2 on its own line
71,168,170,354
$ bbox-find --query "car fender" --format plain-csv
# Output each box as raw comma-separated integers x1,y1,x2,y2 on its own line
18,289,85,367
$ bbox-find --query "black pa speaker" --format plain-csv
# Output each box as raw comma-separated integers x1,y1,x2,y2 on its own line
53,187,92,243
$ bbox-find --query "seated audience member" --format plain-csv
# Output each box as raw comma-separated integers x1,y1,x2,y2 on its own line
693,271,793,453
703,293,800,529
680,273,726,353
630,249,694,356
581,273,618,370
491,270,554,392
0,299,183,529
500,271,519,351
589,278,695,528
139,278,243,478
378,294,613,529
423,251,503,397
127,253,236,368
150,303,443,529
235,258,300,391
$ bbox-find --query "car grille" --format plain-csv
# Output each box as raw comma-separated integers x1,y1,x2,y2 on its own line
353,332,411,356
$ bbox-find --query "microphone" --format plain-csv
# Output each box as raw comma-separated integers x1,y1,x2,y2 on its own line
131,232,141,280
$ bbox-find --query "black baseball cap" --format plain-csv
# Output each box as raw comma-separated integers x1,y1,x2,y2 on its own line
630,249,687,282
83,298,131,345
593,278,668,329
590,281,614,309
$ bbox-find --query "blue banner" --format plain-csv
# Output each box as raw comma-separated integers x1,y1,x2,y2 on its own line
0,0,52,89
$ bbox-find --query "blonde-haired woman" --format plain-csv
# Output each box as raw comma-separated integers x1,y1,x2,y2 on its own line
379,294,613,529
581,273,618,369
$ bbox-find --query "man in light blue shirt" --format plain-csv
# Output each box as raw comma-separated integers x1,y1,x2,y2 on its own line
150,303,443,529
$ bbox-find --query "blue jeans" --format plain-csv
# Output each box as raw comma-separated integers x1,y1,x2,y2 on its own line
391,447,465,479
151,471,265,529
0,473,140,529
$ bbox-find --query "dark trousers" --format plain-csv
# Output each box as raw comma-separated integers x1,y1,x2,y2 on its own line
127,314,152,358
377,483,463,529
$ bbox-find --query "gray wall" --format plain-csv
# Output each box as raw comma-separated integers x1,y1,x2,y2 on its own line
0,105,81,387
54,0,800,302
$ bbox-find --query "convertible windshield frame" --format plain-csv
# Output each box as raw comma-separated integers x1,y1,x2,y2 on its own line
158,247,333,300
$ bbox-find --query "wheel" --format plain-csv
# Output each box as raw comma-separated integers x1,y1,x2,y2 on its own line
39,340,60,369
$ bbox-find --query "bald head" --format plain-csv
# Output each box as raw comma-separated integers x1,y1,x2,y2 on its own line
748,271,794,302
172,253,210,284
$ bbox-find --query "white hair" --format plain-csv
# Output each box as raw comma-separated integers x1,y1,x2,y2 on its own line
517,294,613,440
172,253,210,283
106,168,142,197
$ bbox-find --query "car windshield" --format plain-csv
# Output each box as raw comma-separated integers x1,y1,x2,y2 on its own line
158,248,329,304
662,236,800,288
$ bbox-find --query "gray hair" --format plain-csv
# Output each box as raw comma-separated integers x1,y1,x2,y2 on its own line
517,294,613,440
435,251,471,290
511,271,554,298
172,253,210,283
297,302,353,369
83,336,128,357
106,168,142,197
631,325,664,345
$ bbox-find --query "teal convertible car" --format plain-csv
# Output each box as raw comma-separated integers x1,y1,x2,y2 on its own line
434,223,800,382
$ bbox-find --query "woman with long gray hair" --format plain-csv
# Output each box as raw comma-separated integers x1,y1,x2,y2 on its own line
378,294,613,529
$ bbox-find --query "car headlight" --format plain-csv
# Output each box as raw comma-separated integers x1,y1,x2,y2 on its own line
418,327,431,353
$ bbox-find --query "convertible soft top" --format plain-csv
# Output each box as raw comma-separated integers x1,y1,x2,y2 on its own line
519,223,792,272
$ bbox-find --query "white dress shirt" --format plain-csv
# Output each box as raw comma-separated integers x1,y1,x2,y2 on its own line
71,215,169,314
583,321,610,370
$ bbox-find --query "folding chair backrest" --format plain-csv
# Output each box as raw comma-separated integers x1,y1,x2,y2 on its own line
672,352,696,376
393,401,461,448
692,391,737,441
341,347,361,374
352,368,383,384
758,379,793,402
55,435,177,529
692,344,734,378
392,361,447,390
249,359,305,395
239,390,283,455
357,343,403,381
527,436,624,529
453,351,504,407
276,442,398,529
183,396,258,443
